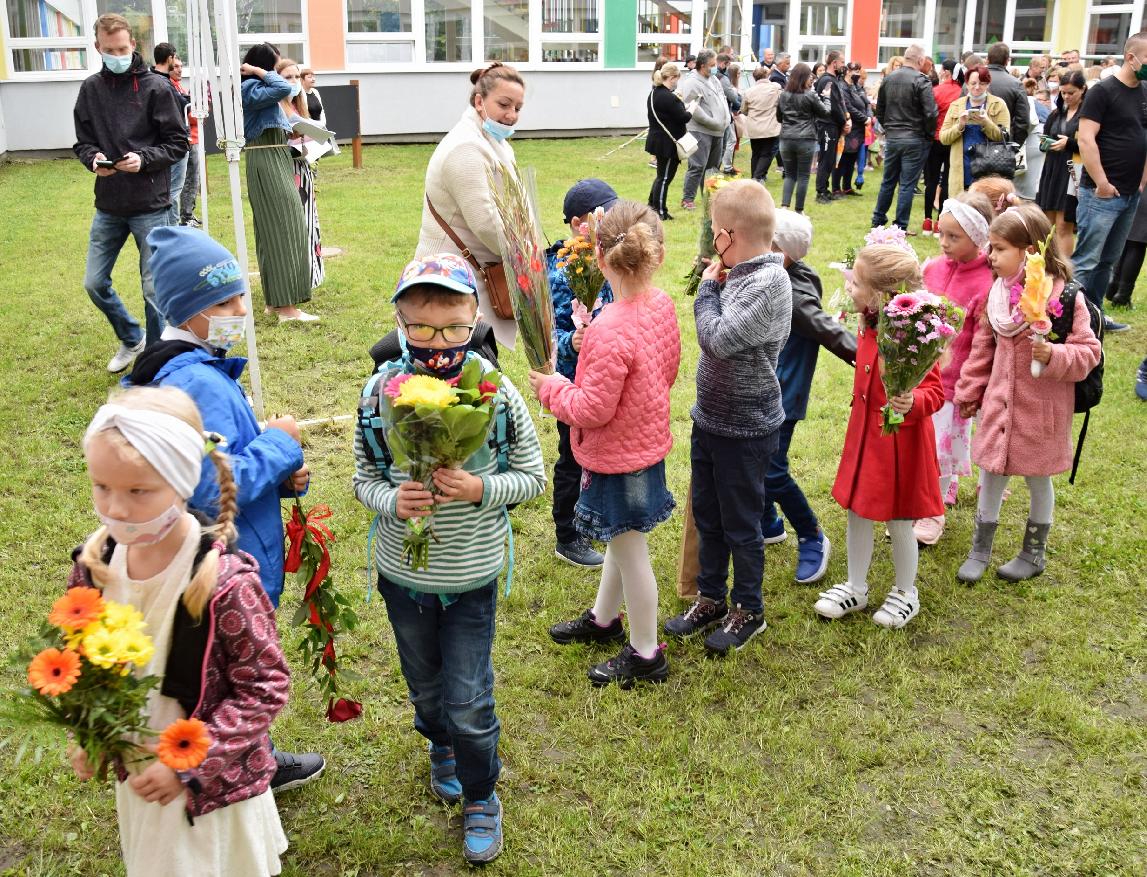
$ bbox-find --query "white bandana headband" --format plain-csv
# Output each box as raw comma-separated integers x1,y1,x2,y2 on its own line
941,199,991,250
83,405,207,499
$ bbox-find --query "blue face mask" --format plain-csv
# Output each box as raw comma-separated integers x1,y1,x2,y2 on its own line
290,81,303,98
102,53,132,75
482,117,516,141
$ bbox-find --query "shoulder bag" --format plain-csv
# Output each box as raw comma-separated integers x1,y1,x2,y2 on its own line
969,125,1020,181
649,91,698,160
425,195,515,320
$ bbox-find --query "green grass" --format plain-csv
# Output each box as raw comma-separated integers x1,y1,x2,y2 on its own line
1,140,1145,876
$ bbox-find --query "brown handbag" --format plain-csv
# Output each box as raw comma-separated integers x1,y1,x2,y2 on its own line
425,195,515,320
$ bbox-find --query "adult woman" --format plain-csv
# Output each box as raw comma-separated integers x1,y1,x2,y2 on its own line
1035,70,1086,257
740,66,782,182
301,68,339,156
645,62,693,221
833,61,870,196
882,56,904,78
939,65,1011,197
275,58,323,289
240,43,317,322
777,63,830,213
416,62,525,347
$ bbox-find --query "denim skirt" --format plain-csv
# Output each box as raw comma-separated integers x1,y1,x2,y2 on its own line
574,460,675,542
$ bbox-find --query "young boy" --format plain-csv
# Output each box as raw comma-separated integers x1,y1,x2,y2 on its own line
663,180,792,654
546,178,618,569
353,254,545,865
128,225,326,792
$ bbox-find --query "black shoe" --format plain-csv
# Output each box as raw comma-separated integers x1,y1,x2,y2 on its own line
663,596,728,638
816,193,833,204
855,181,864,191
913,185,923,195
555,539,604,568
587,643,669,688
1108,288,1133,307
549,608,626,645
831,190,844,199
270,750,326,792
1104,316,1131,333
660,211,675,221
844,189,862,197
703,605,766,655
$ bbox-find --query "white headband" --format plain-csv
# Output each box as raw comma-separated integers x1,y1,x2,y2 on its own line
941,199,991,250
83,405,207,500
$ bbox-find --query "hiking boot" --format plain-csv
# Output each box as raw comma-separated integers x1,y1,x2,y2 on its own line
549,608,625,645
107,338,145,374
795,530,831,583
872,588,919,629
587,643,669,688
996,519,1050,581
555,538,604,568
813,582,868,620
762,515,788,545
912,515,946,546
270,750,326,792
428,742,462,804
663,595,728,638
704,605,766,654
462,793,503,864
957,516,998,583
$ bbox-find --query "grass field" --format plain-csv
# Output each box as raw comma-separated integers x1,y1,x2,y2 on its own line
0,139,1144,876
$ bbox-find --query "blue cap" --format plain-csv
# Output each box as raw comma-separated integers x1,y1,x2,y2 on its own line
392,253,478,302
147,226,245,327
562,179,619,224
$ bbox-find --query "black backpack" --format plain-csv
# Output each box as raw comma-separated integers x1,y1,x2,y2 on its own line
1048,282,1104,484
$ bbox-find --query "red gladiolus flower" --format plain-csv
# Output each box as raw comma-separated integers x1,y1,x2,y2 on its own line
327,698,363,723
517,273,530,291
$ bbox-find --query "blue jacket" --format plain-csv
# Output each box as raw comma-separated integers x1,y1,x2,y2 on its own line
546,239,614,380
128,347,304,607
241,72,292,142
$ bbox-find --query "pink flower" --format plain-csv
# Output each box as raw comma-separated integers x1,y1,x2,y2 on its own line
383,373,413,399
1048,296,1063,318
1030,318,1053,336
1009,282,1023,307
907,344,919,353
937,322,957,337
887,292,922,315
915,319,928,333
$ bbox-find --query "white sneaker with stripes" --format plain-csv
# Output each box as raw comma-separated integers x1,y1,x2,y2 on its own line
813,582,868,620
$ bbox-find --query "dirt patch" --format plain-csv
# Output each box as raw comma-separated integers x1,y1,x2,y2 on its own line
1016,736,1067,764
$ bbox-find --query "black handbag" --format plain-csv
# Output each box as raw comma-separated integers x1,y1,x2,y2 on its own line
968,127,1020,180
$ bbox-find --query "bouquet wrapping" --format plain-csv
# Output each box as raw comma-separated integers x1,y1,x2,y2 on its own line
1012,237,1063,377
684,173,736,296
555,206,606,328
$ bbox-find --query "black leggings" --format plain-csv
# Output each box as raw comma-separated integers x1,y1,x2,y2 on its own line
923,139,950,220
749,137,780,181
648,154,681,216
833,150,859,192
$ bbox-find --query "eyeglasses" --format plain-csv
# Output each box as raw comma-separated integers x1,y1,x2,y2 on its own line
397,312,476,345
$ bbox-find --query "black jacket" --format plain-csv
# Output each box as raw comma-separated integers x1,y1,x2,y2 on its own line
770,68,788,88
778,90,830,140
73,52,189,216
987,64,1030,145
843,81,871,126
645,85,693,159
815,71,848,129
875,66,938,140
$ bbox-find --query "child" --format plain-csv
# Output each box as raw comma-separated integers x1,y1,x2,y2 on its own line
815,245,944,629
663,179,792,654
914,191,996,544
354,254,545,864
127,226,323,790
968,174,1020,216
533,201,681,686
545,178,618,569
71,386,290,876
954,205,1101,582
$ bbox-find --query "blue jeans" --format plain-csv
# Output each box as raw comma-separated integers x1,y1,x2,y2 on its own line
872,136,928,230
168,155,188,225
1074,186,1142,310
856,144,868,185
761,419,820,541
378,576,501,802
83,207,171,346
682,131,724,202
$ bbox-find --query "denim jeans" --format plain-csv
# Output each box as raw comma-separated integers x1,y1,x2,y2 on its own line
691,424,779,614
179,146,200,222
856,144,868,185
83,206,172,346
1074,186,1142,310
682,131,723,202
760,420,820,541
378,576,501,802
872,136,929,230
779,138,817,212
553,420,582,545
168,155,188,225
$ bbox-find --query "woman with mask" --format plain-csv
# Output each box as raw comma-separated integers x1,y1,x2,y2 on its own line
275,58,323,289
833,61,871,197
939,65,1011,196
416,63,526,347
1036,70,1087,257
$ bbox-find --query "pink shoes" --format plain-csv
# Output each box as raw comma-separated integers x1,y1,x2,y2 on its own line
912,515,946,545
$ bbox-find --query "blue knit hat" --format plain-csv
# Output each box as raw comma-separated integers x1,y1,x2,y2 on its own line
147,226,245,327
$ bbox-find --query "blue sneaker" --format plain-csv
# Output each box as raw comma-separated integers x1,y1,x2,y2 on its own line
462,793,503,864
762,515,787,545
1137,357,1147,401
795,530,831,584
428,742,462,804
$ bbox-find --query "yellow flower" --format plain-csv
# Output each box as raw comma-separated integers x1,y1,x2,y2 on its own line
118,631,155,666
575,266,584,274
101,602,146,634
81,623,129,669
393,374,458,409
1018,251,1053,323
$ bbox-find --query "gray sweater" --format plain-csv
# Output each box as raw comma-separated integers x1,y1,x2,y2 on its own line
692,253,793,438
679,71,731,136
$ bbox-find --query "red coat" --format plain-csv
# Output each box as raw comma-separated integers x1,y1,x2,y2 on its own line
832,325,945,521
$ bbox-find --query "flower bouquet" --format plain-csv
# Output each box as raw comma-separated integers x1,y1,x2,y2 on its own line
380,358,502,570
1012,235,1063,377
684,172,737,296
876,289,965,434
827,227,917,321
556,207,607,328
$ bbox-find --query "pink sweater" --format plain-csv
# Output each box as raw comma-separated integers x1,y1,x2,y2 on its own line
538,289,681,474
922,253,993,401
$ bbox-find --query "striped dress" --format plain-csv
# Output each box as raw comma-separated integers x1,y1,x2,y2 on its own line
245,128,311,308
293,156,324,288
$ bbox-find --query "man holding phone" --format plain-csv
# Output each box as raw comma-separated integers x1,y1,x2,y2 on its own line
73,14,188,373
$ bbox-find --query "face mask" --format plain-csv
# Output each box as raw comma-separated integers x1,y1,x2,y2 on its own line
1136,63,1147,82
290,81,303,97
204,314,246,352
406,342,469,377
1049,82,1060,91
714,229,736,270
851,74,861,84
481,116,516,141
102,53,132,75
98,503,184,546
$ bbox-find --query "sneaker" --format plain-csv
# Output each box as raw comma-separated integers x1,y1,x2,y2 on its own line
831,190,845,200
107,338,145,374
587,643,669,688
872,589,919,629
912,514,946,546
1104,316,1130,333
681,199,696,211
703,605,766,654
921,218,933,236
816,193,834,204
855,181,864,191
813,582,868,620
795,531,831,584
555,538,604,568
1137,357,1147,401
428,742,462,804
462,793,503,864
762,515,788,545
270,750,326,792
549,608,626,645
663,596,728,638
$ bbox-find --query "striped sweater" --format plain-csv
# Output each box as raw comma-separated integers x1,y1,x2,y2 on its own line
353,367,546,594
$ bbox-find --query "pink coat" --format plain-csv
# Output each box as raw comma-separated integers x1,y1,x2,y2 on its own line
538,289,681,474
954,289,1100,477
922,253,993,401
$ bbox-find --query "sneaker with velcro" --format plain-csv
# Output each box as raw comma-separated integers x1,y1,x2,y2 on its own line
813,582,868,620
428,741,462,804
462,793,503,864
872,588,919,629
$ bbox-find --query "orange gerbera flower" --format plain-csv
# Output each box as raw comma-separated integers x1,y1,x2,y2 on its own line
48,587,105,631
28,648,82,696
157,718,212,771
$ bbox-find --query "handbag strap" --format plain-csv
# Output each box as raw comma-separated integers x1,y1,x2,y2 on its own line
648,89,676,141
425,195,483,271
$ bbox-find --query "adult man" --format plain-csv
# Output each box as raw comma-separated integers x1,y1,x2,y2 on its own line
761,47,776,69
73,14,187,372
986,42,1030,146
714,52,743,173
152,42,191,225
1072,31,1147,333
679,50,730,210
922,58,962,235
814,51,848,204
770,52,791,87
872,45,937,230
1061,48,1081,66
169,58,202,227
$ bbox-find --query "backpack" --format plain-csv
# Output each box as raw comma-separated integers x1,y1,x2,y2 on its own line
1048,282,1104,484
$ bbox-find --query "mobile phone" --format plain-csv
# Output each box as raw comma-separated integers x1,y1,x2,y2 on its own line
94,159,116,168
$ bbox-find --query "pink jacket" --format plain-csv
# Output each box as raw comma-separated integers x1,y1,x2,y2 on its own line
955,287,1100,477
922,253,993,401
538,289,681,474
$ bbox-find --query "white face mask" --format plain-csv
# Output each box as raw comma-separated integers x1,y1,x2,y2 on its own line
204,314,246,351
97,503,184,545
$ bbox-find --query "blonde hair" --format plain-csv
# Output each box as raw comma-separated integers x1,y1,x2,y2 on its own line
853,245,923,315
597,200,664,282
274,58,309,118
710,179,776,246
80,387,238,623
653,62,680,86
989,204,1073,281
968,175,1019,216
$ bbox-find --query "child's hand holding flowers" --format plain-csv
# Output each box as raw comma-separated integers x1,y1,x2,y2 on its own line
889,391,915,415
1031,336,1052,365
431,467,483,504
128,752,183,805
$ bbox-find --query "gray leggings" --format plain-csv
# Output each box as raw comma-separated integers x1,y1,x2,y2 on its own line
779,137,817,212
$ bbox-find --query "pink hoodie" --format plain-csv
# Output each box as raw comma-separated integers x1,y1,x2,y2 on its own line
922,253,993,401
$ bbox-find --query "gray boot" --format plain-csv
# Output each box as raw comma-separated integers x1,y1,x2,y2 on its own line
957,516,998,583
997,519,1050,581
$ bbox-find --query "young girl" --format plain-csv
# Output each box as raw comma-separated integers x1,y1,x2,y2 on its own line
275,57,323,289
529,201,681,687
69,386,290,876
914,191,996,544
954,205,1101,582
816,245,944,629
968,174,1021,216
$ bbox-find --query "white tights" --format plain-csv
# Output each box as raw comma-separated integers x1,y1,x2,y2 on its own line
846,511,919,595
977,472,1055,524
591,530,659,658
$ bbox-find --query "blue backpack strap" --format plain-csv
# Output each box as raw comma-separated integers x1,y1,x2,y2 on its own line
502,507,514,597
488,396,515,474
359,362,405,478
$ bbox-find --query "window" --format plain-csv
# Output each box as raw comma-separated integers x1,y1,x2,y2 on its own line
484,0,528,63
1087,10,1134,57
801,1,846,38
6,0,88,72
705,0,741,53
540,0,601,63
1012,0,1053,43
970,0,1006,52
425,0,471,62
97,0,155,61
346,0,414,66
541,42,598,62
799,43,844,63
751,2,787,63
638,41,690,63
881,0,924,40
348,0,411,32
933,0,969,61
637,0,693,64
235,0,304,64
